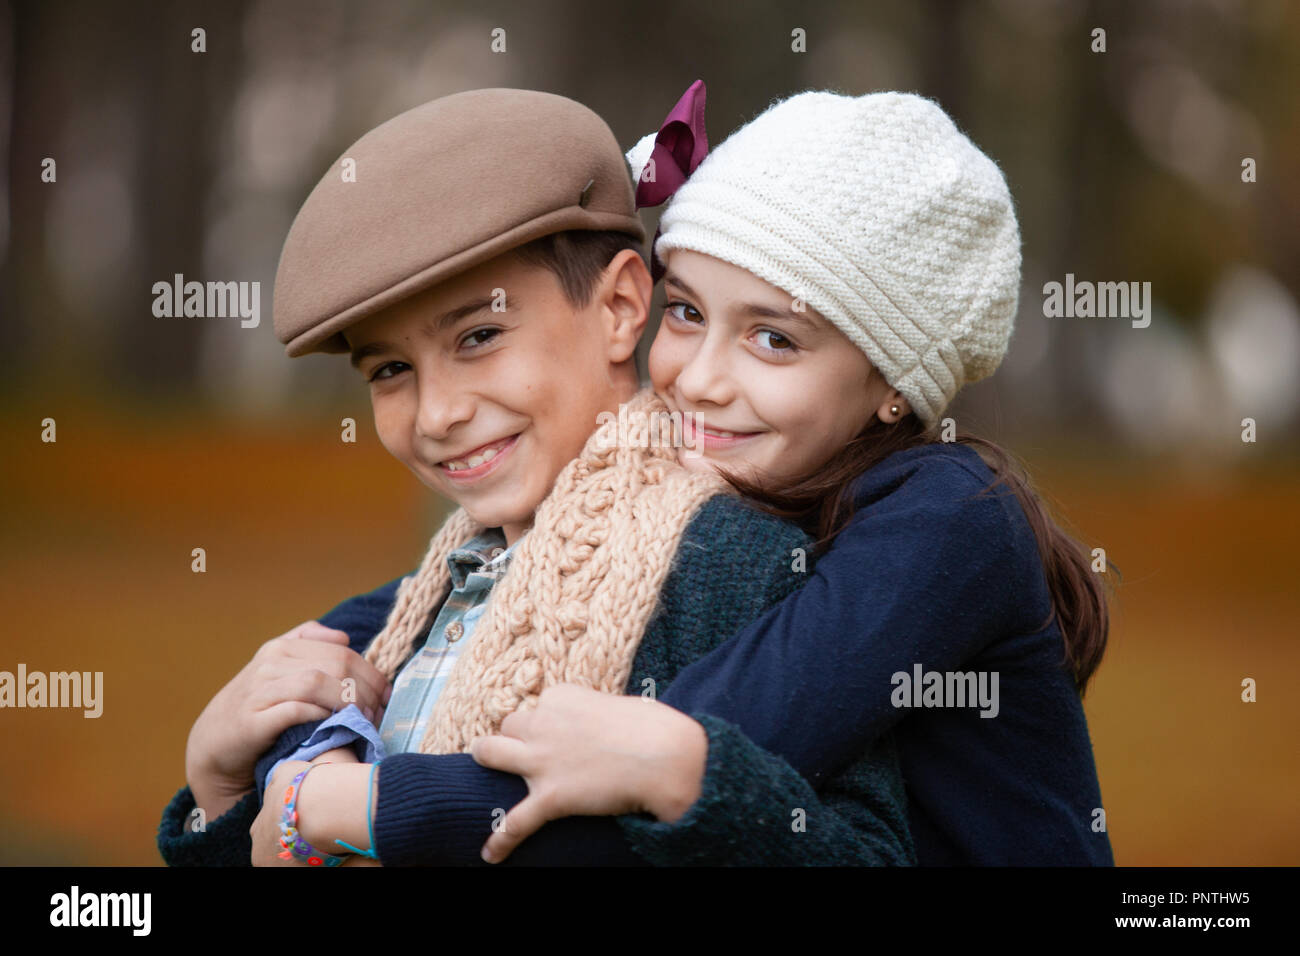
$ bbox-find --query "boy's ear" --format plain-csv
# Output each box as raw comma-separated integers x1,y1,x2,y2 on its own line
597,249,652,364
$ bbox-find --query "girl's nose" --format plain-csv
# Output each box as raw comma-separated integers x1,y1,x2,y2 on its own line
675,337,737,408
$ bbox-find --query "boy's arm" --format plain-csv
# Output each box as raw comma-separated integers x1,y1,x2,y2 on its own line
158,719,320,867
157,786,261,867
157,576,404,866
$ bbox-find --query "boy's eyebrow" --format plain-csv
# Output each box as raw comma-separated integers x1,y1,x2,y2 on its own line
349,294,503,369
663,273,819,330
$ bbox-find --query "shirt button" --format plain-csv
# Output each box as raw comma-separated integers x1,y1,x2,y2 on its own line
444,621,464,642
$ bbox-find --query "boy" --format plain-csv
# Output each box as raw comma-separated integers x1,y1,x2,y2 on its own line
158,88,913,866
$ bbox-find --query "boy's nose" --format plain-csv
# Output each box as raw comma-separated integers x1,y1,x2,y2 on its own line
414,385,476,442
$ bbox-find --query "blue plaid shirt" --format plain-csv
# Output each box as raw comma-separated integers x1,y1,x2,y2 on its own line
378,529,514,753
263,529,519,792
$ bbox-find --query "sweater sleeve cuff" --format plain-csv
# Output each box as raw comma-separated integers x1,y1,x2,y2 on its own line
372,753,529,866
156,784,258,866
375,752,654,866
615,712,767,864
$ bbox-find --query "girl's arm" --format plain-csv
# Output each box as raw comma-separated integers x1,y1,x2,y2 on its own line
649,455,1035,786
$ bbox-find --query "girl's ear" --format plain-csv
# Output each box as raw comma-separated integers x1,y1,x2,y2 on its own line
875,389,911,424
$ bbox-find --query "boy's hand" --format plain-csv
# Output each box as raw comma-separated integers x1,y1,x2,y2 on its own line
470,684,708,863
185,621,392,821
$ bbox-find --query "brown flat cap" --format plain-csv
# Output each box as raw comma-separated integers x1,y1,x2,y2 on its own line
273,88,646,357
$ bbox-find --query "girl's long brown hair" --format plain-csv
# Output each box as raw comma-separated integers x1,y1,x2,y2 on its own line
720,412,1111,696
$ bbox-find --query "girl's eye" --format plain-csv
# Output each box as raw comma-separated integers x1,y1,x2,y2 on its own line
664,301,703,325
460,327,502,349
754,329,798,354
367,361,408,383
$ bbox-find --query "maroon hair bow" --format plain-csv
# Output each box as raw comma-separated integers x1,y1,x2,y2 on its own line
634,79,710,280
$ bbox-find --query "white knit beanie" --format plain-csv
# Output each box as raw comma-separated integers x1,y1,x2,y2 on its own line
626,90,1021,426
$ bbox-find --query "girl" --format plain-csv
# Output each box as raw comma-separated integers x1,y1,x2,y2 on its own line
470,84,1114,865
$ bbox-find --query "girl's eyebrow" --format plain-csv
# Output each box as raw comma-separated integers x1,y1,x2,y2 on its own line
663,273,700,300
664,273,818,330
741,302,819,330
348,294,503,369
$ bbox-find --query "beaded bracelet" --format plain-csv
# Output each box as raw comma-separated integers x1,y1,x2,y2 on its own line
278,764,350,867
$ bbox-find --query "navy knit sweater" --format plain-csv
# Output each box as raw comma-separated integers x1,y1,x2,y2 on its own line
654,443,1114,865
158,442,1113,865
159,493,915,866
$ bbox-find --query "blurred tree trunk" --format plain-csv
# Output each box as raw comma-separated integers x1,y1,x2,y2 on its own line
119,0,248,395
923,0,967,120
1,0,56,398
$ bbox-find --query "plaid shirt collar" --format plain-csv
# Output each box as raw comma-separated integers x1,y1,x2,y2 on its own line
446,527,516,590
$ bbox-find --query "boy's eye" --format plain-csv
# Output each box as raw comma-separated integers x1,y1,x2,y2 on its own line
368,361,408,383
665,301,702,324
460,327,501,349
754,329,796,353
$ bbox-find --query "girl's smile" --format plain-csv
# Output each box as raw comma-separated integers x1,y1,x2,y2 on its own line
681,416,764,451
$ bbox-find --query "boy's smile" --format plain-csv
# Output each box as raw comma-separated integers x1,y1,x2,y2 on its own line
344,248,649,545
437,433,520,478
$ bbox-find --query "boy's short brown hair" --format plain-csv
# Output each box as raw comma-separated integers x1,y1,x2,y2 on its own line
509,230,646,309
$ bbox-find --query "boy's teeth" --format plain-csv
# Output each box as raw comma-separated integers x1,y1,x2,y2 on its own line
444,439,507,471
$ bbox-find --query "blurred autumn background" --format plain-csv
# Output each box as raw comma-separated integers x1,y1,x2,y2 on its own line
1,0,1297,865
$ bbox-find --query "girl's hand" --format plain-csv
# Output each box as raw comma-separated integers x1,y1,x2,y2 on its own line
186,620,392,821
471,684,709,863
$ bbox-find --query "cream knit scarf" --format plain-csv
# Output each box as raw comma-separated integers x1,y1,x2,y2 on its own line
362,387,728,755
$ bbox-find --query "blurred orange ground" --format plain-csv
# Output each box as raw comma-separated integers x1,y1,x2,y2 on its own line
1,401,1296,865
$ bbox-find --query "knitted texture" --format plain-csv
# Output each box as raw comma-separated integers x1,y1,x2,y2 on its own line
157,786,260,866
619,713,913,865
627,90,1022,426
362,387,728,754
